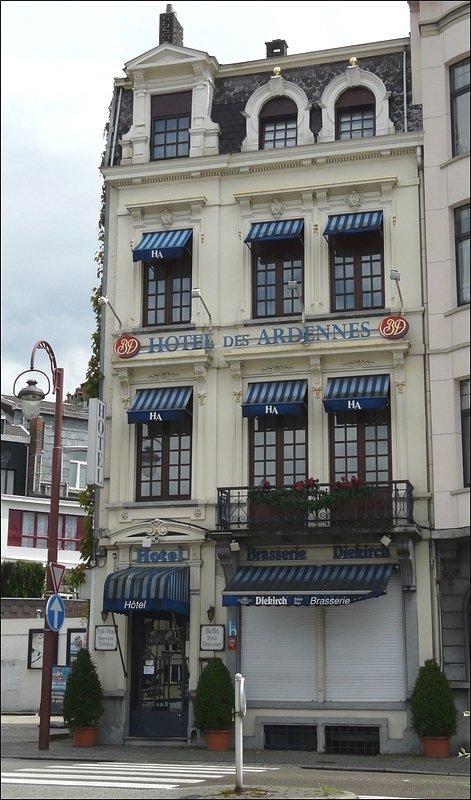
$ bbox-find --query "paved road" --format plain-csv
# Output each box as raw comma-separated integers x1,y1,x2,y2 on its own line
1,715,469,800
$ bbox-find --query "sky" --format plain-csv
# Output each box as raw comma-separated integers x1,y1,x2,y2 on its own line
1,1,411,398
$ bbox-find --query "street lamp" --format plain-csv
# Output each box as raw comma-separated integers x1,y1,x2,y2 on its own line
13,341,64,751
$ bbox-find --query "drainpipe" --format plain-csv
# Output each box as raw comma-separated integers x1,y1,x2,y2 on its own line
417,144,439,661
109,87,123,168
403,48,408,133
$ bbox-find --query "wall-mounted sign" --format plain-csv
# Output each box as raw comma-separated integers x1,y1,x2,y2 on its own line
87,398,105,487
113,334,141,359
200,624,225,651
95,625,118,651
112,321,374,359
378,316,409,339
333,544,390,559
135,545,186,563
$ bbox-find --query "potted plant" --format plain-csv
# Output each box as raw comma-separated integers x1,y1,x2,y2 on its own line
63,647,104,747
409,658,457,757
247,477,320,529
193,657,234,751
247,476,375,528
327,475,378,526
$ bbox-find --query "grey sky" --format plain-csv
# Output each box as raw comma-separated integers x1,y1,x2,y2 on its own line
1,1,411,397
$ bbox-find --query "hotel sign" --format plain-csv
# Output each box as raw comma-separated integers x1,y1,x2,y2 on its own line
86,399,105,488
114,320,379,359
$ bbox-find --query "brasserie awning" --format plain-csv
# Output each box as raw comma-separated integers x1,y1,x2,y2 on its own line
222,563,393,607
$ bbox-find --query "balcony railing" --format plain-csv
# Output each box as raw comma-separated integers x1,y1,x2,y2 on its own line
216,481,414,531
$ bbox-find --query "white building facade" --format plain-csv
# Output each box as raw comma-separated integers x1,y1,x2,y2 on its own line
91,6,465,754
409,0,470,741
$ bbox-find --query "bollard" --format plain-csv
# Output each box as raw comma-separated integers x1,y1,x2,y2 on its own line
234,672,246,793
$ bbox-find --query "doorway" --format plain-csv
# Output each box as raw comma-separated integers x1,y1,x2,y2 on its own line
129,611,189,738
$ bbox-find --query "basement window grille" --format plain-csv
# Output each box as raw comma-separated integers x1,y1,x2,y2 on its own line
264,724,317,751
325,725,380,755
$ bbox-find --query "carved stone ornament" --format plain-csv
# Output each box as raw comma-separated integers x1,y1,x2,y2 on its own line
160,209,174,227
269,199,284,219
347,190,362,209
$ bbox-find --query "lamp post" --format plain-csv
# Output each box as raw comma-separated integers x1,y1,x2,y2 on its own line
13,341,64,751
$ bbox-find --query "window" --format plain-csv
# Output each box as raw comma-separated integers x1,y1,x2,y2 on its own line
251,239,304,319
151,92,191,160
69,459,87,491
250,411,307,487
259,97,297,149
136,413,192,501
450,58,470,157
461,379,470,488
1,469,15,494
329,409,391,484
329,231,383,312
7,510,83,551
335,88,375,140
455,204,470,306
143,256,191,327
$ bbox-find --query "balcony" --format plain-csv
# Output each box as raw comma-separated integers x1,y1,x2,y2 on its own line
216,481,414,534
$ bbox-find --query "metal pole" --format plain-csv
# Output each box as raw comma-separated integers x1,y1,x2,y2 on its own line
234,672,246,793
38,365,63,750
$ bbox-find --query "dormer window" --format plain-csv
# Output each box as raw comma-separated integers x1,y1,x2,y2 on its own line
336,88,375,140
259,97,298,149
151,92,191,160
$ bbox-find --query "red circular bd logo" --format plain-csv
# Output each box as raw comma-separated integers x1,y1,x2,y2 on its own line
113,335,141,359
378,316,409,340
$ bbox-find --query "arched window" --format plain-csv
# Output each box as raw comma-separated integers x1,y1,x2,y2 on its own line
335,87,376,140
259,97,298,149
241,76,314,152
318,64,393,143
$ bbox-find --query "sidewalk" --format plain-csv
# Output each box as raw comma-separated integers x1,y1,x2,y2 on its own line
1,714,469,799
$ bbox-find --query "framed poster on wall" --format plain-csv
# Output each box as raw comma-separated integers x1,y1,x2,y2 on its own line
66,628,87,665
27,629,44,669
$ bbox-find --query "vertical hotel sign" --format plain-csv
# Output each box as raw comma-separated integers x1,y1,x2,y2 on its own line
87,399,105,487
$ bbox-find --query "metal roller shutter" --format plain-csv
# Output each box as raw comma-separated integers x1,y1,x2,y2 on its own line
325,575,406,701
241,605,317,701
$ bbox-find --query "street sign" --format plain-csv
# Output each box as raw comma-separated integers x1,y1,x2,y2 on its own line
50,562,66,594
46,594,66,632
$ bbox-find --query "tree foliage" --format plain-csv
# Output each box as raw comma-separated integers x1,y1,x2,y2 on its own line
410,658,457,738
193,658,234,732
63,647,104,728
1,560,46,598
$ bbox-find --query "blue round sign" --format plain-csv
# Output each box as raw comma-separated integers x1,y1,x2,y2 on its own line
46,593,66,632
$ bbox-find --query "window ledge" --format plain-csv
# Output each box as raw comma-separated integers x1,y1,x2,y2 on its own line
440,151,470,169
444,303,470,317
243,308,392,327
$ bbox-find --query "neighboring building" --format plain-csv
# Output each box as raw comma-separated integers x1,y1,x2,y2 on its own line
1,598,89,713
1,390,90,713
91,4,466,754
409,0,470,740
1,391,88,569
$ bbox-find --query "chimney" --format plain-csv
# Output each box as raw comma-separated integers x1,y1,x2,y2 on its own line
266,39,288,58
159,4,184,46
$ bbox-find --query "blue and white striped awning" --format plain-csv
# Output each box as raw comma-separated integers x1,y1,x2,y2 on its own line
323,211,383,237
132,229,192,261
242,380,307,417
127,387,193,423
222,563,393,607
323,374,390,412
245,218,304,245
103,566,190,616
